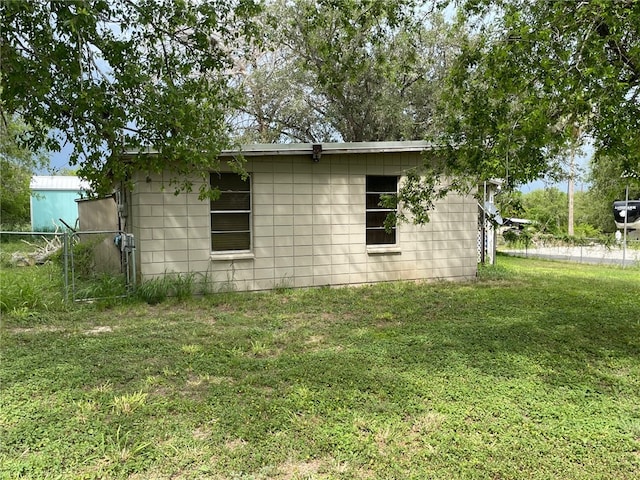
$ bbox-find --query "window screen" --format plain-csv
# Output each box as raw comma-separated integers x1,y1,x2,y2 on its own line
210,173,251,251
366,175,398,245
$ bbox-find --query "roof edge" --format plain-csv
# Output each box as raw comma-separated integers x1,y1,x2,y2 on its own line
123,140,436,158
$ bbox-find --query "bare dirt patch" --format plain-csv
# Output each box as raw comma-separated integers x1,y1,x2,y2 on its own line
224,438,247,451
84,326,114,335
9,325,66,335
278,458,323,479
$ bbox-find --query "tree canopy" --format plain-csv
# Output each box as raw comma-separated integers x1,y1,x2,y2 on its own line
433,0,640,190
2,0,639,215
0,114,48,226
232,0,458,143
1,0,260,195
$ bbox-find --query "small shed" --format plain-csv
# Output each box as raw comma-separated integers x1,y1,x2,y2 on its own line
30,176,90,231
120,141,479,292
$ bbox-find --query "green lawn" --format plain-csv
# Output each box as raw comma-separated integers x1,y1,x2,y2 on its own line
1,256,640,479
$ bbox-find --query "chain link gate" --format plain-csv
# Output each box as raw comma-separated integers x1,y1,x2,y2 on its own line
63,230,136,302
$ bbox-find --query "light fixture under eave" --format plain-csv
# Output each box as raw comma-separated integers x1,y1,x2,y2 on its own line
312,144,322,162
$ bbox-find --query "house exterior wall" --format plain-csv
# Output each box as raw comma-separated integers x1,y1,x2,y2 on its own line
125,151,478,291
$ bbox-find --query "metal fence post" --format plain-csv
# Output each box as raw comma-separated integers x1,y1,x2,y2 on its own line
63,231,69,302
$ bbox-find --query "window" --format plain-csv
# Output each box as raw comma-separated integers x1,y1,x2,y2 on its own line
366,175,398,245
210,173,251,252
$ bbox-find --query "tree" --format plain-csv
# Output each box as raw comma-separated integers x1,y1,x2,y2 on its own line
521,188,568,235
232,0,459,143
1,0,260,195
0,114,48,227
405,0,640,217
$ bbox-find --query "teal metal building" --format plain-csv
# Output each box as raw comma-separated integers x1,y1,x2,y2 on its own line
30,176,90,231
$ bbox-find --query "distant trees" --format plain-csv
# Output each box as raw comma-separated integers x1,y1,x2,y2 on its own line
0,115,47,227
232,0,459,143
506,179,638,238
585,156,640,233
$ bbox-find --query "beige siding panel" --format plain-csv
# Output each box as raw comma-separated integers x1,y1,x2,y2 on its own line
294,275,314,288
143,262,170,276
140,251,153,264
137,193,164,206
128,151,478,291
138,229,153,241
332,262,351,275
150,252,169,268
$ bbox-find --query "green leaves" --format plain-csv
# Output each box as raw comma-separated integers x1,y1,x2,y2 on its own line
1,0,260,194
436,0,640,190
0,115,49,226
235,0,455,143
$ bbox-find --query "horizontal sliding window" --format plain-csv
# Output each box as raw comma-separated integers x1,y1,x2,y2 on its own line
210,173,251,252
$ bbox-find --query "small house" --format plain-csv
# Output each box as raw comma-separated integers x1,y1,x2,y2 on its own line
119,141,479,291
30,175,90,231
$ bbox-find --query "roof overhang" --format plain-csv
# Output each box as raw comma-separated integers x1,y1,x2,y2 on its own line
226,140,435,157
123,140,436,159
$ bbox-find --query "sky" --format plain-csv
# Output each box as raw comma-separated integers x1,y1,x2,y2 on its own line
520,146,592,193
46,142,74,174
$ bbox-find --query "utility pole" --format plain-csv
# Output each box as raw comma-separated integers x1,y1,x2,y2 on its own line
568,144,575,236
567,123,581,237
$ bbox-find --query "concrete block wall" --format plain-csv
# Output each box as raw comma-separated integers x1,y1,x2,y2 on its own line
127,151,478,291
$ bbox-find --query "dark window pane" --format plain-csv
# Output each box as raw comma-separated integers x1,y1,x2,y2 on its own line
210,172,251,252
212,232,251,251
366,229,396,245
366,193,397,209
366,211,394,228
366,175,397,193
210,172,250,191
366,193,382,209
211,192,250,210
366,175,398,245
211,213,250,231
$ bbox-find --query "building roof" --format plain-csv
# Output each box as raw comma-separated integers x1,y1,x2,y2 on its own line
30,175,91,191
124,140,436,158
227,140,435,156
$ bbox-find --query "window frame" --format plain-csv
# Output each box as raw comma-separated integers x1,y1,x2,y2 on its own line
210,172,252,254
365,175,399,247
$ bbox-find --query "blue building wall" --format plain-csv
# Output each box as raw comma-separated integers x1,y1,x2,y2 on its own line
31,190,82,231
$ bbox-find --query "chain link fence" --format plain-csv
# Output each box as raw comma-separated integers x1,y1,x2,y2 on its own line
498,236,640,267
67,230,136,302
1,229,136,302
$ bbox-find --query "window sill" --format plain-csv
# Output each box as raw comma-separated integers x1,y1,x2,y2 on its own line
367,246,402,255
210,251,255,261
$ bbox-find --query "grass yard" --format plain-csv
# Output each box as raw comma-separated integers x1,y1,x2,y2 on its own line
1,256,640,479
